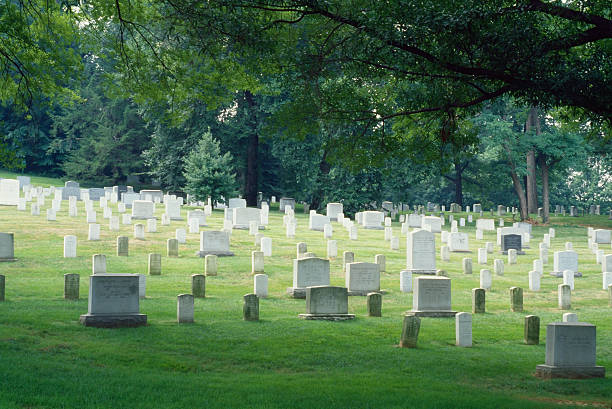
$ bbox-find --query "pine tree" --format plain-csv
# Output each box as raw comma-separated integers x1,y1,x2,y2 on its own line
183,130,237,204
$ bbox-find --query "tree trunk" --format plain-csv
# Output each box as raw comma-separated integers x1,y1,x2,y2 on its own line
525,107,540,215
539,156,550,223
453,158,464,206
310,152,330,210
510,170,529,220
244,91,258,207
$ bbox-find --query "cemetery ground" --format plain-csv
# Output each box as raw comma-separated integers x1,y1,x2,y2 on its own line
1,181,611,407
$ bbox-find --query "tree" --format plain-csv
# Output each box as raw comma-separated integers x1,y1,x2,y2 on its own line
183,130,238,204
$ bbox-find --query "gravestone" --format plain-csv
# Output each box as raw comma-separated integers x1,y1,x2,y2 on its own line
0,179,19,206
510,286,523,312
480,269,492,290
233,207,261,230
463,257,472,274
536,322,605,378
205,255,217,276
197,231,234,256
64,274,79,300
375,254,386,272
298,286,355,321
192,274,206,298
131,200,155,219
494,259,504,276
287,257,330,298
80,274,147,327
0,275,4,301
148,253,161,275
400,315,420,348
552,251,580,277
121,192,140,208
593,229,611,244
421,216,441,233
261,237,272,256
243,294,259,321
117,236,129,256
92,254,106,274
167,238,179,257
406,229,436,275
362,211,384,229
501,234,524,255
409,276,456,317
254,274,268,298
529,271,540,291
165,200,182,220
455,312,472,347
475,219,495,231
563,313,578,323
177,294,194,323
88,188,106,201
472,288,485,313
346,262,380,296
134,224,145,240
88,224,100,241
408,213,422,228
309,213,331,231
400,270,412,292
61,181,81,201
525,315,540,345
367,292,382,317
278,197,295,213
252,251,264,273
326,202,343,221
342,251,354,272
139,190,163,202
0,233,16,261
558,284,571,310
64,235,77,258
448,232,470,252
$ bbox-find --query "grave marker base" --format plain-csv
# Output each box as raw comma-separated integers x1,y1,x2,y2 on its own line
195,251,234,257
549,271,582,277
79,313,147,328
407,310,458,317
298,313,355,321
535,365,605,379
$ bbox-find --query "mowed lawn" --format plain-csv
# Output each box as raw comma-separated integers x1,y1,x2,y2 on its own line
0,183,611,408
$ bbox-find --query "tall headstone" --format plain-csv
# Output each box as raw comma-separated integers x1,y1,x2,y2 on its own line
558,284,571,310
148,253,161,275
254,274,268,298
243,293,259,321
472,288,485,313
117,236,129,256
455,312,472,347
510,286,523,312
192,274,206,298
177,294,194,323
92,254,106,274
63,235,77,258
406,229,436,275
288,257,330,298
524,315,540,345
0,233,16,261
400,270,412,293
400,315,420,348
167,238,179,257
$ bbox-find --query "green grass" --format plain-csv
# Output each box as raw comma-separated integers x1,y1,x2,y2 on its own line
0,178,611,408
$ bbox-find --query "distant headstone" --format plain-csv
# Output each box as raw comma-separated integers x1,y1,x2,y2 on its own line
288,257,330,298
252,251,264,273
205,254,217,276
346,262,380,296
326,202,343,221
64,235,77,258
197,231,234,256
131,200,155,219
61,181,80,201
254,274,268,298
558,284,571,310
92,254,106,274
0,233,16,261
167,238,179,257
501,234,523,255
462,257,472,274
80,274,147,327
298,286,355,321
117,236,129,256
552,250,580,277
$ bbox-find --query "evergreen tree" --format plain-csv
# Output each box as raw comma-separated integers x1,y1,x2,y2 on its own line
183,130,237,203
